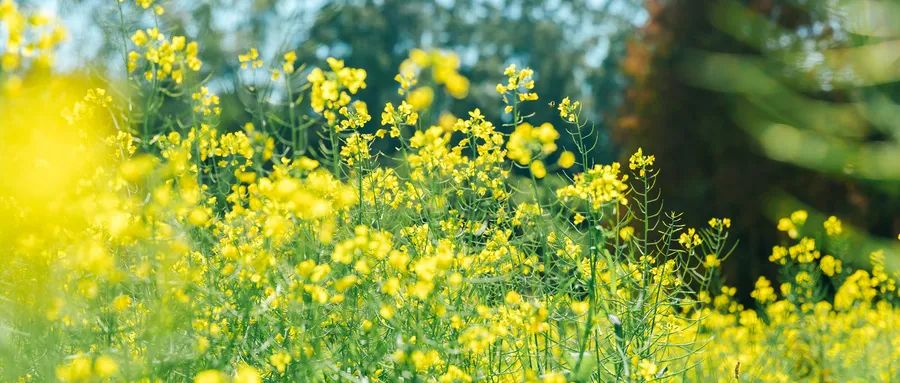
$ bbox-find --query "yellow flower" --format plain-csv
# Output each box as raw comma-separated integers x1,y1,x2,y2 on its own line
439,365,472,383
819,255,841,277
238,47,263,69
750,276,776,303
530,160,547,179
704,254,720,268
558,97,580,122
768,245,788,264
339,133,373,166
407,86,434,110
283,51,297,74
628,147,655,176
637,359,658,381
307,58,367,126
394,48,468,99
542,372,567,383
55,355,92,382
191,86,221,116
573,213,585,225
708,217,731,229
131,30,148,46
823,216,842,236
507,122,559,165
497,64,538,108
94,356,118,378
410,349,442,372
194,370,226,383
678,228,702,249
556,162,629,210
379,304,395,319
570,300,589,316
270,351,292,374
504,290,522,305
337,101,371,132
777,218,798,239
790,210,808,224
558,150,575,169
381,101,418,129
234,365,261,383
111,294,131,311
619,226,634,241
445,73,469,98
126,28,202,82
188,207,211,226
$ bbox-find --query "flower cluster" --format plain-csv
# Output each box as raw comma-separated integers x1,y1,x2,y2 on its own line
556,162,630,210
128,27,202,83
395,48,470,109
678,228,702,249
271,50,298,80
776,209,808,239
628,147,655,177
695,211,900,382
238,47,263,69
380,101,418,136
307,57,368,128
4,10,898,382
191,86,221,117
507,122,559,165
557,96,580,123
6,56,721,382
496,64,539,113
0,0,67,82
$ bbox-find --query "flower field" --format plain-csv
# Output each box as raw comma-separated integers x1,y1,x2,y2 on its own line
1,1,899,382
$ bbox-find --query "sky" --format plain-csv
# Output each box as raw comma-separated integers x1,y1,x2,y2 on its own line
27,0,644,75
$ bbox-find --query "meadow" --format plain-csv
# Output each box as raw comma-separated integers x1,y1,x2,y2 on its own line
1,1,899,382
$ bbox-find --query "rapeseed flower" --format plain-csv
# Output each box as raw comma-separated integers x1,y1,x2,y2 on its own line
4,12,897,381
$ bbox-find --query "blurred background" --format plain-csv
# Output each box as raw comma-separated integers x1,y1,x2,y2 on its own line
30,0,900,297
